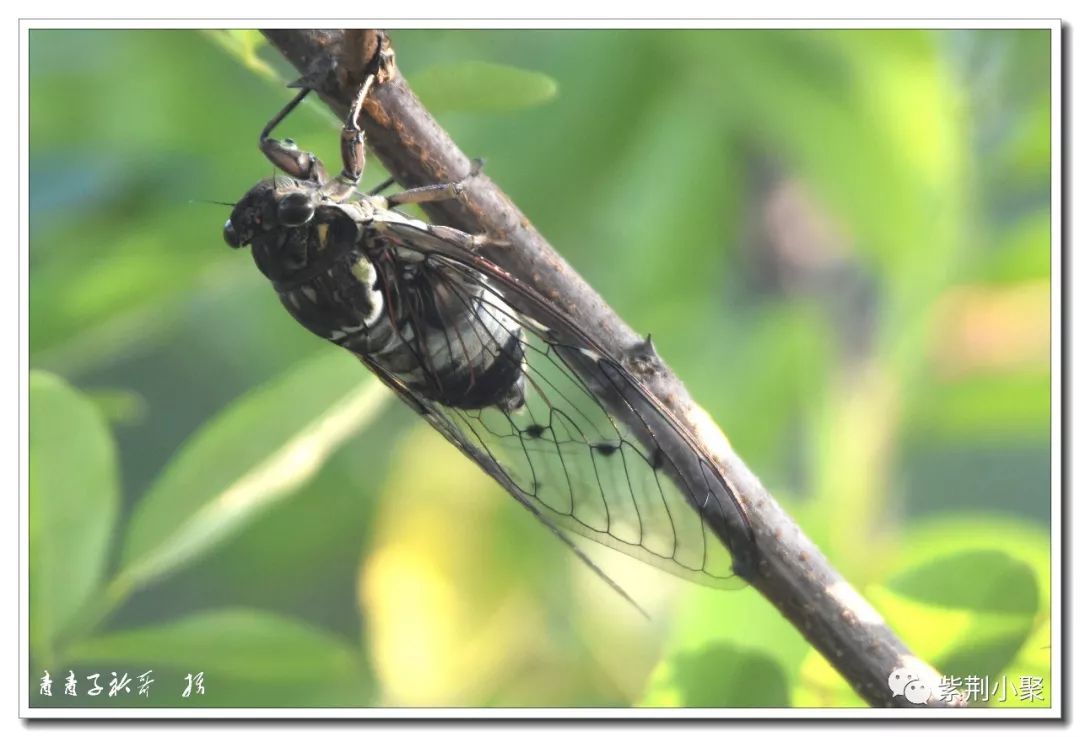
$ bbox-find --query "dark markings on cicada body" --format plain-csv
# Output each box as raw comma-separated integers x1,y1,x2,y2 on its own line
223,51,757,603
229,178,525,412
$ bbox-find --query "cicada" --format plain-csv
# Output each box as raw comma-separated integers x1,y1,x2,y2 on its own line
223,56,756,604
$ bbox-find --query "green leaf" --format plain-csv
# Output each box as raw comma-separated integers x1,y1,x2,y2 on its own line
867,518,1050,702
29,372,119,659
63,609,371,706
203,30,276,81
83,386,149,426
410,61,558,114
886,549,1039,616
118,350,389,592
793,518,1050,707
67,609,361,682
30,205,232,370
637,583,806,708
640,643,789,707
881,516,1052,612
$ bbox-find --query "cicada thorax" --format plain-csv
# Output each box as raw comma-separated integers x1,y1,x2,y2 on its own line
253,195,527,413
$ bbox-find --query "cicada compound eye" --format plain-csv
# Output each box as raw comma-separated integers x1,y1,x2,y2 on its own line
223,218,243,248
277,192,316,227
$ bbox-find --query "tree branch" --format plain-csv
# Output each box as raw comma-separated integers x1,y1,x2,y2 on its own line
260,28,951,708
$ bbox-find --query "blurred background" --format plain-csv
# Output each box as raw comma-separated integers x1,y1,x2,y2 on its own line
28,29,1052,708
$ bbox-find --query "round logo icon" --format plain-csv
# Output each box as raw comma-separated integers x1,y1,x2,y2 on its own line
903,679,931,705
888,667,918,698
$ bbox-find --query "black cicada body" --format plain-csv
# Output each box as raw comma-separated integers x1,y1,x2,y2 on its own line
224,64,756,601
227,177,526,413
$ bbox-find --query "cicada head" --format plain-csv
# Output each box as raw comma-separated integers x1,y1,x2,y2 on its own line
223,177,319,248
224,177,337,283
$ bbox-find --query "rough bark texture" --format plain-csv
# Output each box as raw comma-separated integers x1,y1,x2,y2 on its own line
260,28,953,708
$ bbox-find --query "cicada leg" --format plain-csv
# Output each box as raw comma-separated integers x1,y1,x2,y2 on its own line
258,87,329,184
335,72,376,195
332,34,398,200
385,180,467,207
383,158,486,207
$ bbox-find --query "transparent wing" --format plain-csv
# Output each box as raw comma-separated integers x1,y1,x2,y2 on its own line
367,219,754,588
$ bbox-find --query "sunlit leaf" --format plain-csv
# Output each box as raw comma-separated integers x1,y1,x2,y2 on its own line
987,616,1052,709
791,649,866,707
410,60,557,113
640,644,790,707
29,372,119,659
83,386,149,426
884,567,1036,697
67,608,361,681
637,548,810,705
203,30,276,81
29,206,214,365
63,609,371,706
360,427,552,706
886,549,1039,615
794,517,1050,707
118,351,389,592
870,518,1048,706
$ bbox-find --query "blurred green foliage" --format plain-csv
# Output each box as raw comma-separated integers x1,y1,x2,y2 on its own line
28,29,1052,708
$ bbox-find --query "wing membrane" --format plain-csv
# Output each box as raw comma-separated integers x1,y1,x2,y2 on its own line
367,218,754,588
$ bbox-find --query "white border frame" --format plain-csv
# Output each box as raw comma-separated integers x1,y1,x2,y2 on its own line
17,17,1063,720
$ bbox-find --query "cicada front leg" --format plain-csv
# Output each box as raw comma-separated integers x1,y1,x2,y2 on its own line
257,87,329,185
